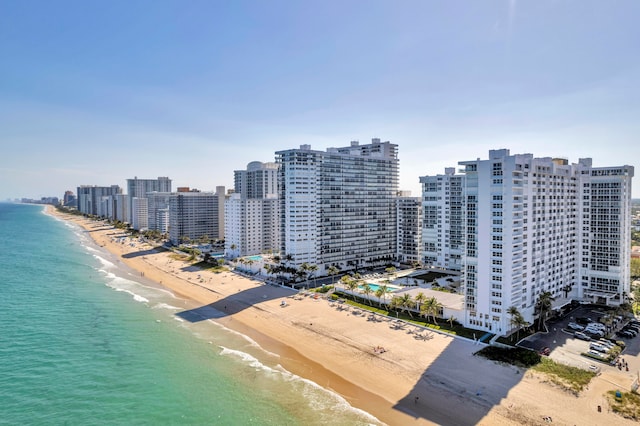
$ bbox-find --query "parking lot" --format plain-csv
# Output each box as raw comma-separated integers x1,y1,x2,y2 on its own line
518,304,640,374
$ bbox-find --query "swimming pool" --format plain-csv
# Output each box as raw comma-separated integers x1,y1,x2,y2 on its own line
246,255,263,261
357,283,401,292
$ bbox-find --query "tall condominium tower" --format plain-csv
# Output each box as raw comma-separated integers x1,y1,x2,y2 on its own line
147,192,172,234
168,187,225,246
420,149,633,335
234,161,278,199
396,191,422,265
126,177,172,229
419,167,465,271
276,139,399,274
225,162,280,258
76,185,122,216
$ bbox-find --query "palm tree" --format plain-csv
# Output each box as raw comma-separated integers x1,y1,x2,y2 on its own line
400,293,414,318
347,279,359,296
264,264,275,282
447,315,457,329
298,262,311,288
238,258,247,270
361,283,373,305
422,296,442,325
508,306,524,342
327,265,340,284
414,292,427,313
308,264,319,288
536,291,555,330
377,284,389,306
390,296,403,318
385,266,397,282
507,306,521,333
245,258,255,273
375,287,386,308
513,315,529,342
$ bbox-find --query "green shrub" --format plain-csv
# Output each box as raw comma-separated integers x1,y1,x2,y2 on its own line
475,346,541,367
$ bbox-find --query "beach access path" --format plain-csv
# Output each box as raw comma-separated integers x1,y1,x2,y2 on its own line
48,207,640,426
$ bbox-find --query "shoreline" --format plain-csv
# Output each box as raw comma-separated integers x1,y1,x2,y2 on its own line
47,205,640,426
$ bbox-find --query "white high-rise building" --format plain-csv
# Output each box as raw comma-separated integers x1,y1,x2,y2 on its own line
420,168,465,271
420,149,633,335
126,177,172,228
396,191,422,265
234,161,278,199
131,198,149,231
225,194,280,258
147,192,171,234
225,162,280,258
276,139,399,274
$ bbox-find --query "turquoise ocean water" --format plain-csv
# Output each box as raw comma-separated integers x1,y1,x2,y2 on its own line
0,204,380,425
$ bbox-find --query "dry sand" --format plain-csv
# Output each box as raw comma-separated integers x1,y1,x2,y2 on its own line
48,206,639,426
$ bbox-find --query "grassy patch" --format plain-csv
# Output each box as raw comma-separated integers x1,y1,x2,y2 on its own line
532,357,596,394
607,390,640,420
169,253,191,261
476,347,597,394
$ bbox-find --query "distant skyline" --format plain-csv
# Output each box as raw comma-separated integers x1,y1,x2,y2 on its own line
1,1,639,200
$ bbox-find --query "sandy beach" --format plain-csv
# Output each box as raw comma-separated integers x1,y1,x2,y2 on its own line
48,206,640,426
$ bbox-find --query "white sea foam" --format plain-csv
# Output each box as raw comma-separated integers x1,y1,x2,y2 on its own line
111,287,150,303
218,346,382,425
153,303,181,311
92,254,115,269
219,347,278,373
205,320,280,358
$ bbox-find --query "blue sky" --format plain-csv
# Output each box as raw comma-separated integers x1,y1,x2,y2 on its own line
1,0,639,200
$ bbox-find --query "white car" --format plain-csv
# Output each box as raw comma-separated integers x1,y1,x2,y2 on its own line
590,343,609,353
588,322,606,330
585,329,604,337
567,322,583,331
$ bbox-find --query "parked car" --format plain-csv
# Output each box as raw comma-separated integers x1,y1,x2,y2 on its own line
576,317,593,325
586,350,605,358
539,347,551,356
587,322,606,330
617,330,634,338
590,343,609,353
585,328,604,337
622,328,638,337
625,324,640,332
567,322,584,331
597,340,615,349
575,331,591,341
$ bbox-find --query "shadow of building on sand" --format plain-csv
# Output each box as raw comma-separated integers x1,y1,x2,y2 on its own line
394,338,525,425
176,283,294,323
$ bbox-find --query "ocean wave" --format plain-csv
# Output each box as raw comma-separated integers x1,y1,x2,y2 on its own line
218,347,382,425
153,303,181,311
201,319,280,359
92,254,115,269
219,347,277,372
112,288,150,303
